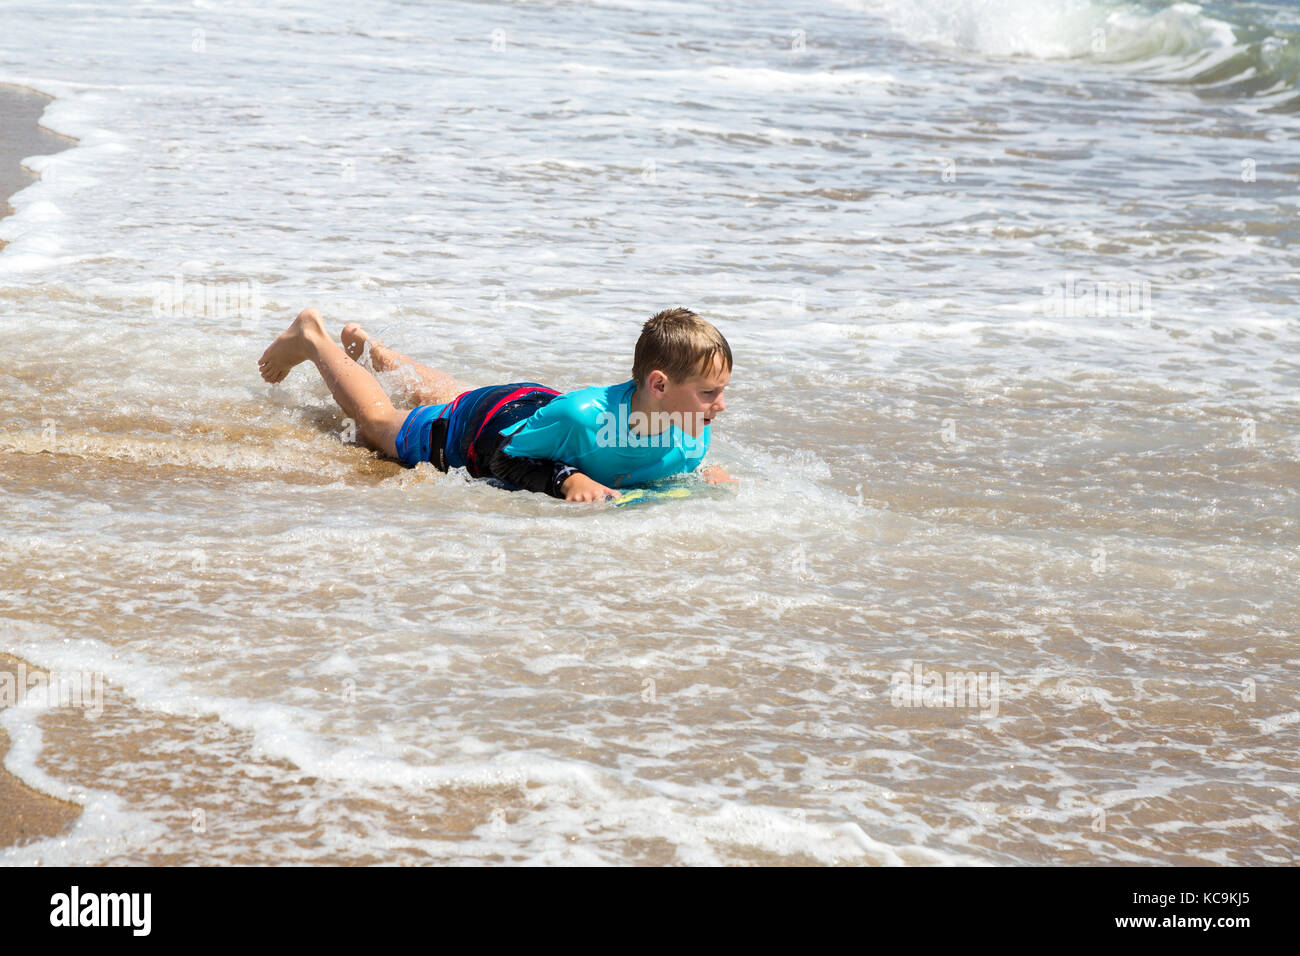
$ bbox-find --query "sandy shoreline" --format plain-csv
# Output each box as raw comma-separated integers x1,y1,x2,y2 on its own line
0,82,82,851
0,654,82,849
0,82,75,249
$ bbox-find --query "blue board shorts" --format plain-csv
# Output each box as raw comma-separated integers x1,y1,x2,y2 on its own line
394,401,455,470
394,382,559,476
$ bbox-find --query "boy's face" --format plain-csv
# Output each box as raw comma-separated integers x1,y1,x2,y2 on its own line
658,357,730,438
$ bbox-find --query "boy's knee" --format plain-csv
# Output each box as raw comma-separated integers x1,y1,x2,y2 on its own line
357,408,404,455
356,407,395,434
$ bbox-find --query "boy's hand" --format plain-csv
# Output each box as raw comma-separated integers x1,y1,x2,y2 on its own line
699,464,737,485
561,472,618,502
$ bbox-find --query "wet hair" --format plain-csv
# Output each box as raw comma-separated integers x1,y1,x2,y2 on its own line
631,307,732,390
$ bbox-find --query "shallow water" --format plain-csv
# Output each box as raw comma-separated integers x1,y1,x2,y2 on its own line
1,0,1297,864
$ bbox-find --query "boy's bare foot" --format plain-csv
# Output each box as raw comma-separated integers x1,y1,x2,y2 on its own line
341,322,405,372
340,322,371,362
259,308,327,383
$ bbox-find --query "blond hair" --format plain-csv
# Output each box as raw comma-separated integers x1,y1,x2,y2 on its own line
631,307,732,389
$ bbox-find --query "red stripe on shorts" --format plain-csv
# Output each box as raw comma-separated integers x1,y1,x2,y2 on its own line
466,386,560,466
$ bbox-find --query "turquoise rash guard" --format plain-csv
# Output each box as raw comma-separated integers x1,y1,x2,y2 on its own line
495,379,710,490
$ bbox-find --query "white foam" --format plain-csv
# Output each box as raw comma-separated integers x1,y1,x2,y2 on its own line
558,60,897,91
835,0,1237,63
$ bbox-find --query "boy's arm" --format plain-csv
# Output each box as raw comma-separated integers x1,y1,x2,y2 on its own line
487,439,618,501
488,394,617,501
698,464,736,484
558,471,619,502
485,439,577,498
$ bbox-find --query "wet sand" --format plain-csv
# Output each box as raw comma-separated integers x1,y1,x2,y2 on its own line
0,654,81,849
1,82,75,247
1,82,81,849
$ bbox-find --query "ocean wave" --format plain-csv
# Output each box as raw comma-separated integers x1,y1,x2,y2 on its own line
838,0,1300,110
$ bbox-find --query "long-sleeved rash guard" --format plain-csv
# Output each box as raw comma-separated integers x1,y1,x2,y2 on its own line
405,380,712,498
489,379,711,497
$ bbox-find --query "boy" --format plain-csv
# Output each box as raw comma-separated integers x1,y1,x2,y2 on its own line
257,306,734,501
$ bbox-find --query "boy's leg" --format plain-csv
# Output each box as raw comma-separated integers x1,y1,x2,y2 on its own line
258,309,406,459
341,323,475,407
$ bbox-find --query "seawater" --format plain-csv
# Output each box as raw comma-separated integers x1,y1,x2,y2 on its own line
0,0,1297,865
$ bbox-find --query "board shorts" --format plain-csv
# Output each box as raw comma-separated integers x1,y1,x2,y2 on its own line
394,382,559,476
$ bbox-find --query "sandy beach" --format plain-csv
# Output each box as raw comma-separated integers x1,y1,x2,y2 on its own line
0,83,73,247
0,83,81,849
0,650,80,849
